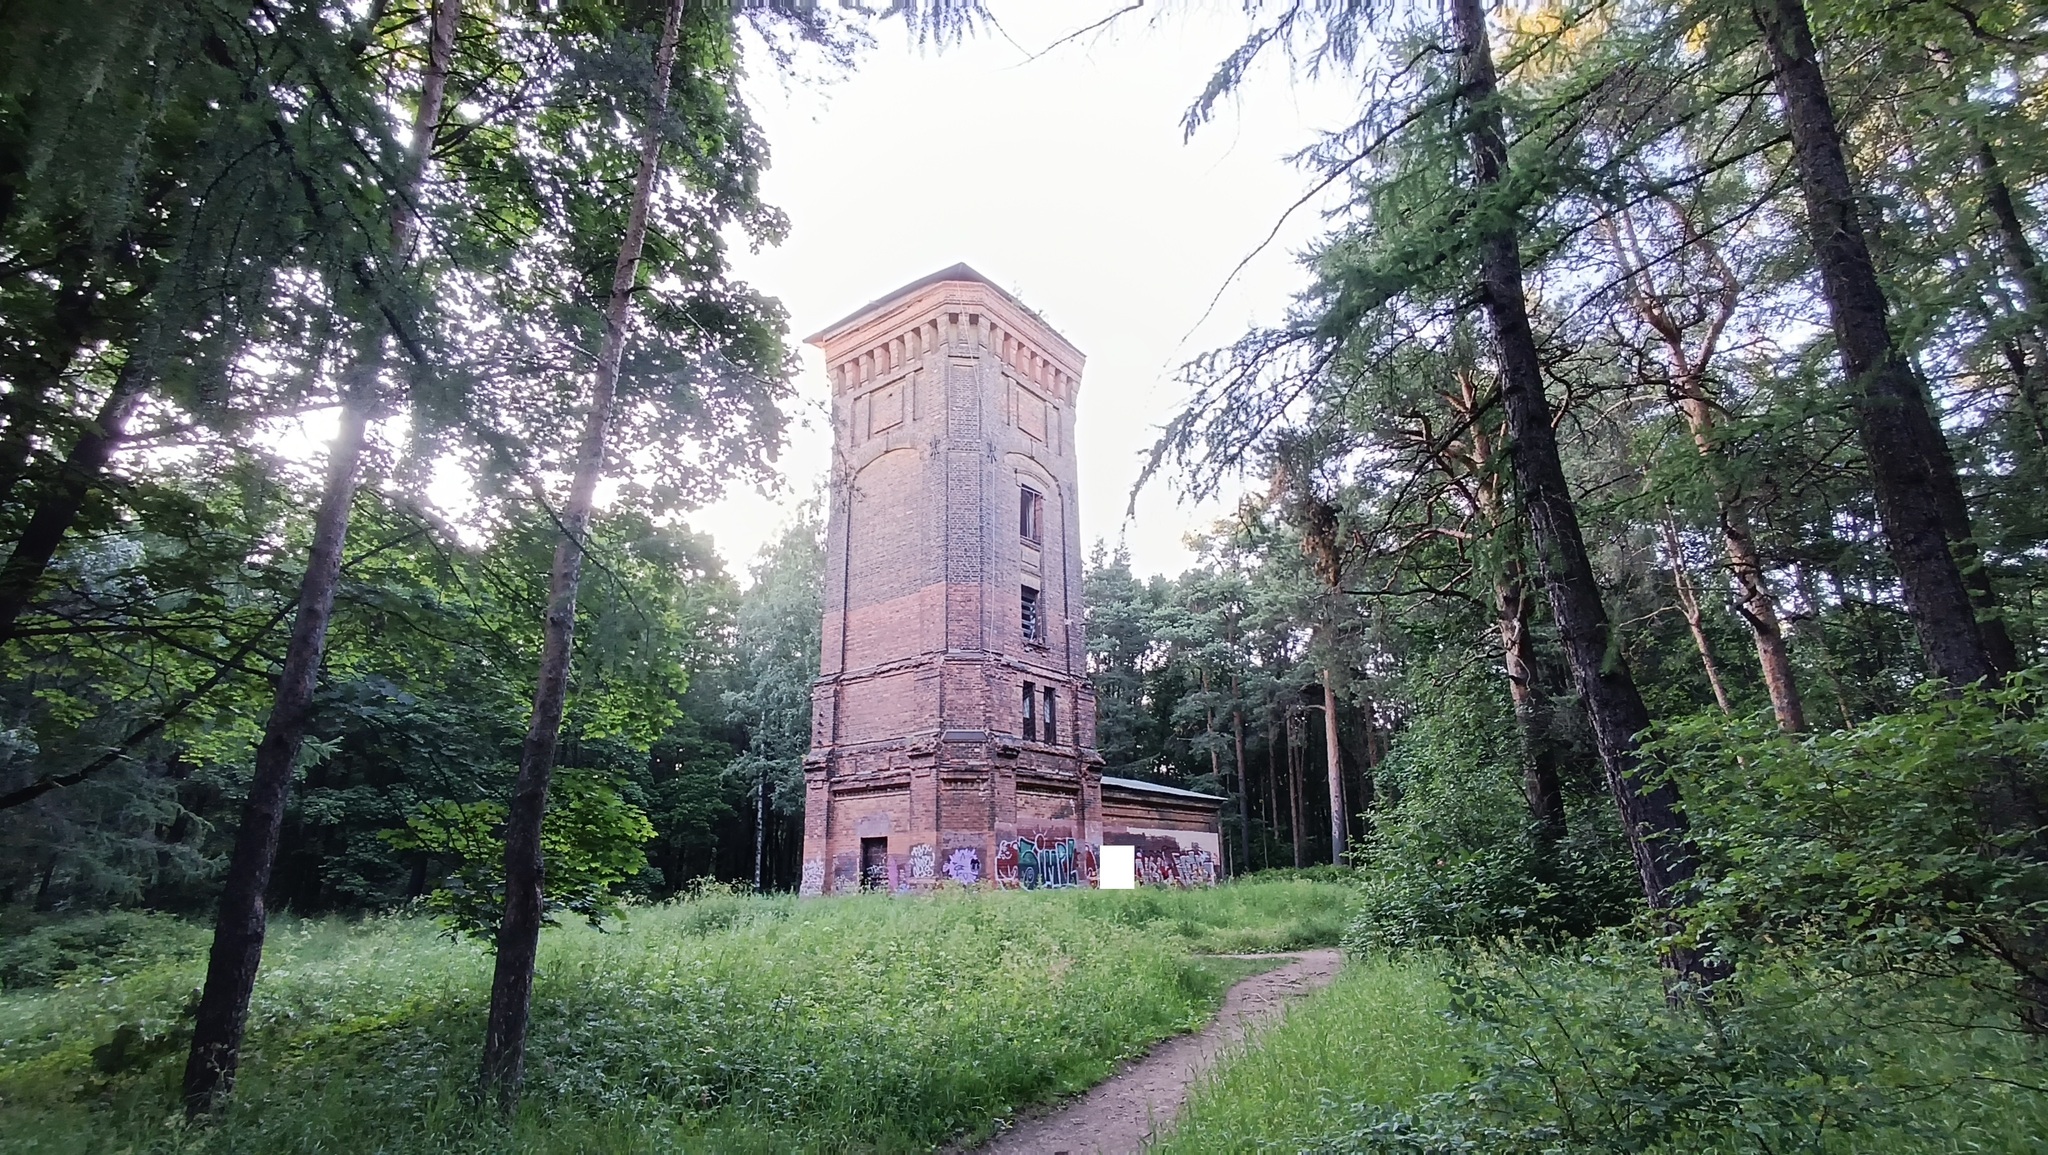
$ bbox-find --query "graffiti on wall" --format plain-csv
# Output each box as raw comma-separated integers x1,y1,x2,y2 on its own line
908,843,936,882
1134,845,1217,887
799,858,825,897
943,847,982,885
994,836,1097,889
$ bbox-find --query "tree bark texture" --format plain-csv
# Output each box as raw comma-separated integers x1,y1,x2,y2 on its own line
182,398,369,1115
1752,0,1999,688
1451,0,1719,985
1321,668,1345,866
1494,567,1567,837
479,0,687,1107
1231,684,1251,871
182,0,461,1115
1287,711,1307,868
0,361,148,645
1450,376,1568,833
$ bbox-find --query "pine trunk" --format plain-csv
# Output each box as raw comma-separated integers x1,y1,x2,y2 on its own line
181,0,461,1115
1231,680,1251,871
0,360,148,644
1494,565,1566,837
1451,0,1719,986
1751,0,1998,687
479,0,688,1107
1288,715,1306,868
1321,668,1345,866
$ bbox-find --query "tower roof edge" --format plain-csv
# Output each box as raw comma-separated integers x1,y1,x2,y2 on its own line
805,263,1085,372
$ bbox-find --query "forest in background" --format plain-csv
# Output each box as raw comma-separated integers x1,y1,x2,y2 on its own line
3,0,2048,1146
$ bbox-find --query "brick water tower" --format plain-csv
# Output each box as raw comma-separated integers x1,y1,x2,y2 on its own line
797,264,1103,895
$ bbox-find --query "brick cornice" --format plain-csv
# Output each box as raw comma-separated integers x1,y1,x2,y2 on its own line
806,264,1085,401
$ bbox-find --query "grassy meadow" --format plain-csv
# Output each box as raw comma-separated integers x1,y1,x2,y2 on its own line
0,878,1351,1153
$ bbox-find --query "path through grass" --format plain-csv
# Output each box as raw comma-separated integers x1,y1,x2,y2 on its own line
0,880,1352,1153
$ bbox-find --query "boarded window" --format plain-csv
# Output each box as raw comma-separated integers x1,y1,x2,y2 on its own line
1020,486,1043,544
1022,681,1037,741
1021,585,1041,643
860,838,889,891
1042,686,1058,745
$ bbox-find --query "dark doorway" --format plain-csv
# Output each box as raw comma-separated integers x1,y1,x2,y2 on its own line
860,837,889,891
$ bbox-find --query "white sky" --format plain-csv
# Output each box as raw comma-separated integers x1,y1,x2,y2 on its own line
701,1,1361,582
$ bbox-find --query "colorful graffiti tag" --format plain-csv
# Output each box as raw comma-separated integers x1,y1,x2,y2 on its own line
994,836,1096,889
943,847,982,885
1134,845,1218,888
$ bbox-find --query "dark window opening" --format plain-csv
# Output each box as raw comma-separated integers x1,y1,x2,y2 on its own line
1022,681,1037,741
1020,486,1043,544
1043,686,1058,745
1021,585,1042,643
860,837,889,891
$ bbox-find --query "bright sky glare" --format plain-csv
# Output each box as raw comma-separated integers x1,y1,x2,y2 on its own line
702,1,1362,583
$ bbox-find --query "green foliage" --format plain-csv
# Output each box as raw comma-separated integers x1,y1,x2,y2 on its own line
1345,660,1637,956
0,911,205,993
1648,671,2048,1003
0,887,1307,1151
723,507,823,821
384,769,656,941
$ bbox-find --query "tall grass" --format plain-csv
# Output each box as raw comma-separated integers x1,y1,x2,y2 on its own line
1154,958,1463,1152
0,882,1352,1153
1161,948,2048,1155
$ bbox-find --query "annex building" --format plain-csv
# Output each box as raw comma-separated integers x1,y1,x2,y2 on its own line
798,264,1222,895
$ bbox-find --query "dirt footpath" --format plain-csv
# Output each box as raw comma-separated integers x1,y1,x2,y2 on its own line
969,948,1344,1155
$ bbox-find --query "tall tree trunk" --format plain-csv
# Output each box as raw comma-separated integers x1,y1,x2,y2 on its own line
479,0,687,1106
1751,0,1999,688
1457,382,1569,833
1264,721,1280,870
1661,515,1735,714
181,0,460,1116
183,398,370,1115
1977,140,2048,453
1231,679,1251,873
1287,712,1306,868
1451,0,1718,985
1321,668,1345,866
1495,566,1566,837
753,767,767,894
0,359,149,644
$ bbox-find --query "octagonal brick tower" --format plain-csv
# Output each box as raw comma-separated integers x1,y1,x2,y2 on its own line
798,264,1101,895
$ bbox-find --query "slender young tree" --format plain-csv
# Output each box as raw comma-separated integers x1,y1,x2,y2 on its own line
480,0,690,1107
182,0,462,1115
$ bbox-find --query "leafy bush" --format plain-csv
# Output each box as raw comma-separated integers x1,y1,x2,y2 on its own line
1343,663,1637,957
0,910,206,992
1648,672,2048,1020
